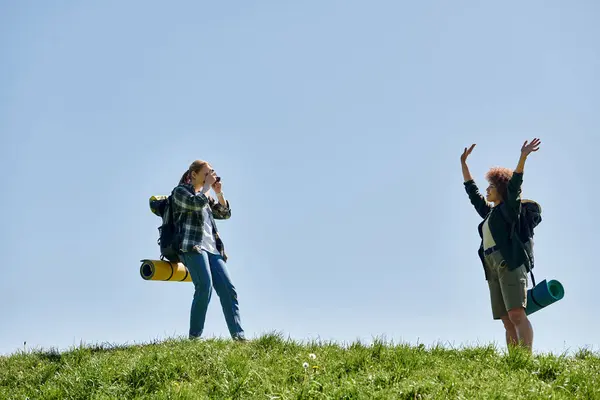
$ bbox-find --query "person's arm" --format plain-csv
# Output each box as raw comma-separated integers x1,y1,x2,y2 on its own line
461,150,475,183
515,138,540,174
209,196,231,220
209,181,231,220
171,185,210,212
461,144,491,218
506,138,541,219
464,179,491,218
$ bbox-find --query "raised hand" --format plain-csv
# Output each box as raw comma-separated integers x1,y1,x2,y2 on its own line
204,171,218,186
521,138,541,157
461,144,476,164
212,180,222,194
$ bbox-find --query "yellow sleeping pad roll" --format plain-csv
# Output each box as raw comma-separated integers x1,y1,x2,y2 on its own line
139,259,192,282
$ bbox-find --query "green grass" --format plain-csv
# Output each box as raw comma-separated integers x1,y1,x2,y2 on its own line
1,333,599,399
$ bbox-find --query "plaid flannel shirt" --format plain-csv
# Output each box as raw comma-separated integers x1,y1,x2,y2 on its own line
170,184,232,261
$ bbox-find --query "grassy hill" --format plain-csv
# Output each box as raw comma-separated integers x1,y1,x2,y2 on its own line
1,333,599,399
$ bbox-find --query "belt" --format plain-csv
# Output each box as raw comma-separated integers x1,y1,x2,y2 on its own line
484,245,499,256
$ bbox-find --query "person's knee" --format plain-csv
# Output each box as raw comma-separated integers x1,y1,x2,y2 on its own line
501,316,515,331
210,257,237,297
193,275,212,295
183,253,212,294
192,271,212,296
508,308,526,326
215,280,237,300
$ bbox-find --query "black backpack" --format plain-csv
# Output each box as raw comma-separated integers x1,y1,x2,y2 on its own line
500,199,542,280
150,191,181,263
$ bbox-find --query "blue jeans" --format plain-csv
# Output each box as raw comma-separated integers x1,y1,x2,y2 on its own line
180,250,245,340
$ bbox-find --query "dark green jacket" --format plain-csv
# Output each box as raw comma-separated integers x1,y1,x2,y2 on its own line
463,172,530,280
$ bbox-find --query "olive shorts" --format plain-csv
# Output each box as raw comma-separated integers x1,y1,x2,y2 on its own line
484,250,528,320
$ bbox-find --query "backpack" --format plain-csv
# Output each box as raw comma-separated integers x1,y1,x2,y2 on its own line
517,200,543,243
149,191,181,263
499,199,542,280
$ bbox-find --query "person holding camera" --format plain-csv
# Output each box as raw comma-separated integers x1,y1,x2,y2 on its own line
171,159,246,341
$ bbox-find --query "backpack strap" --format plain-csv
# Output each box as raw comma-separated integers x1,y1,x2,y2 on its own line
168,187,180,238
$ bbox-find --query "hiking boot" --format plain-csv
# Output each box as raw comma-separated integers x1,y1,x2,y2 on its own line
232,334,247,342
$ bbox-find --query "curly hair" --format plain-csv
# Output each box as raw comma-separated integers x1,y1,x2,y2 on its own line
485,166,513,201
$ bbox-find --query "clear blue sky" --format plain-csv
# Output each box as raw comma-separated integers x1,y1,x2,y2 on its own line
1,0,598,356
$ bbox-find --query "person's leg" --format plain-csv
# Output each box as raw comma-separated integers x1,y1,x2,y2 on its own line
181,251,213,339
486,260,508,316
485,254,513,346
207,252,245,340
501,316,518,347
508,307,533,351
500,264,533,351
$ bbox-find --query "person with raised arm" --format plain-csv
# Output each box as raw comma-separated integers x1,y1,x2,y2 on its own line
461,138,541,352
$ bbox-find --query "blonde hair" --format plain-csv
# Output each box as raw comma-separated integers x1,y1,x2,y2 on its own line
179,160,208,185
